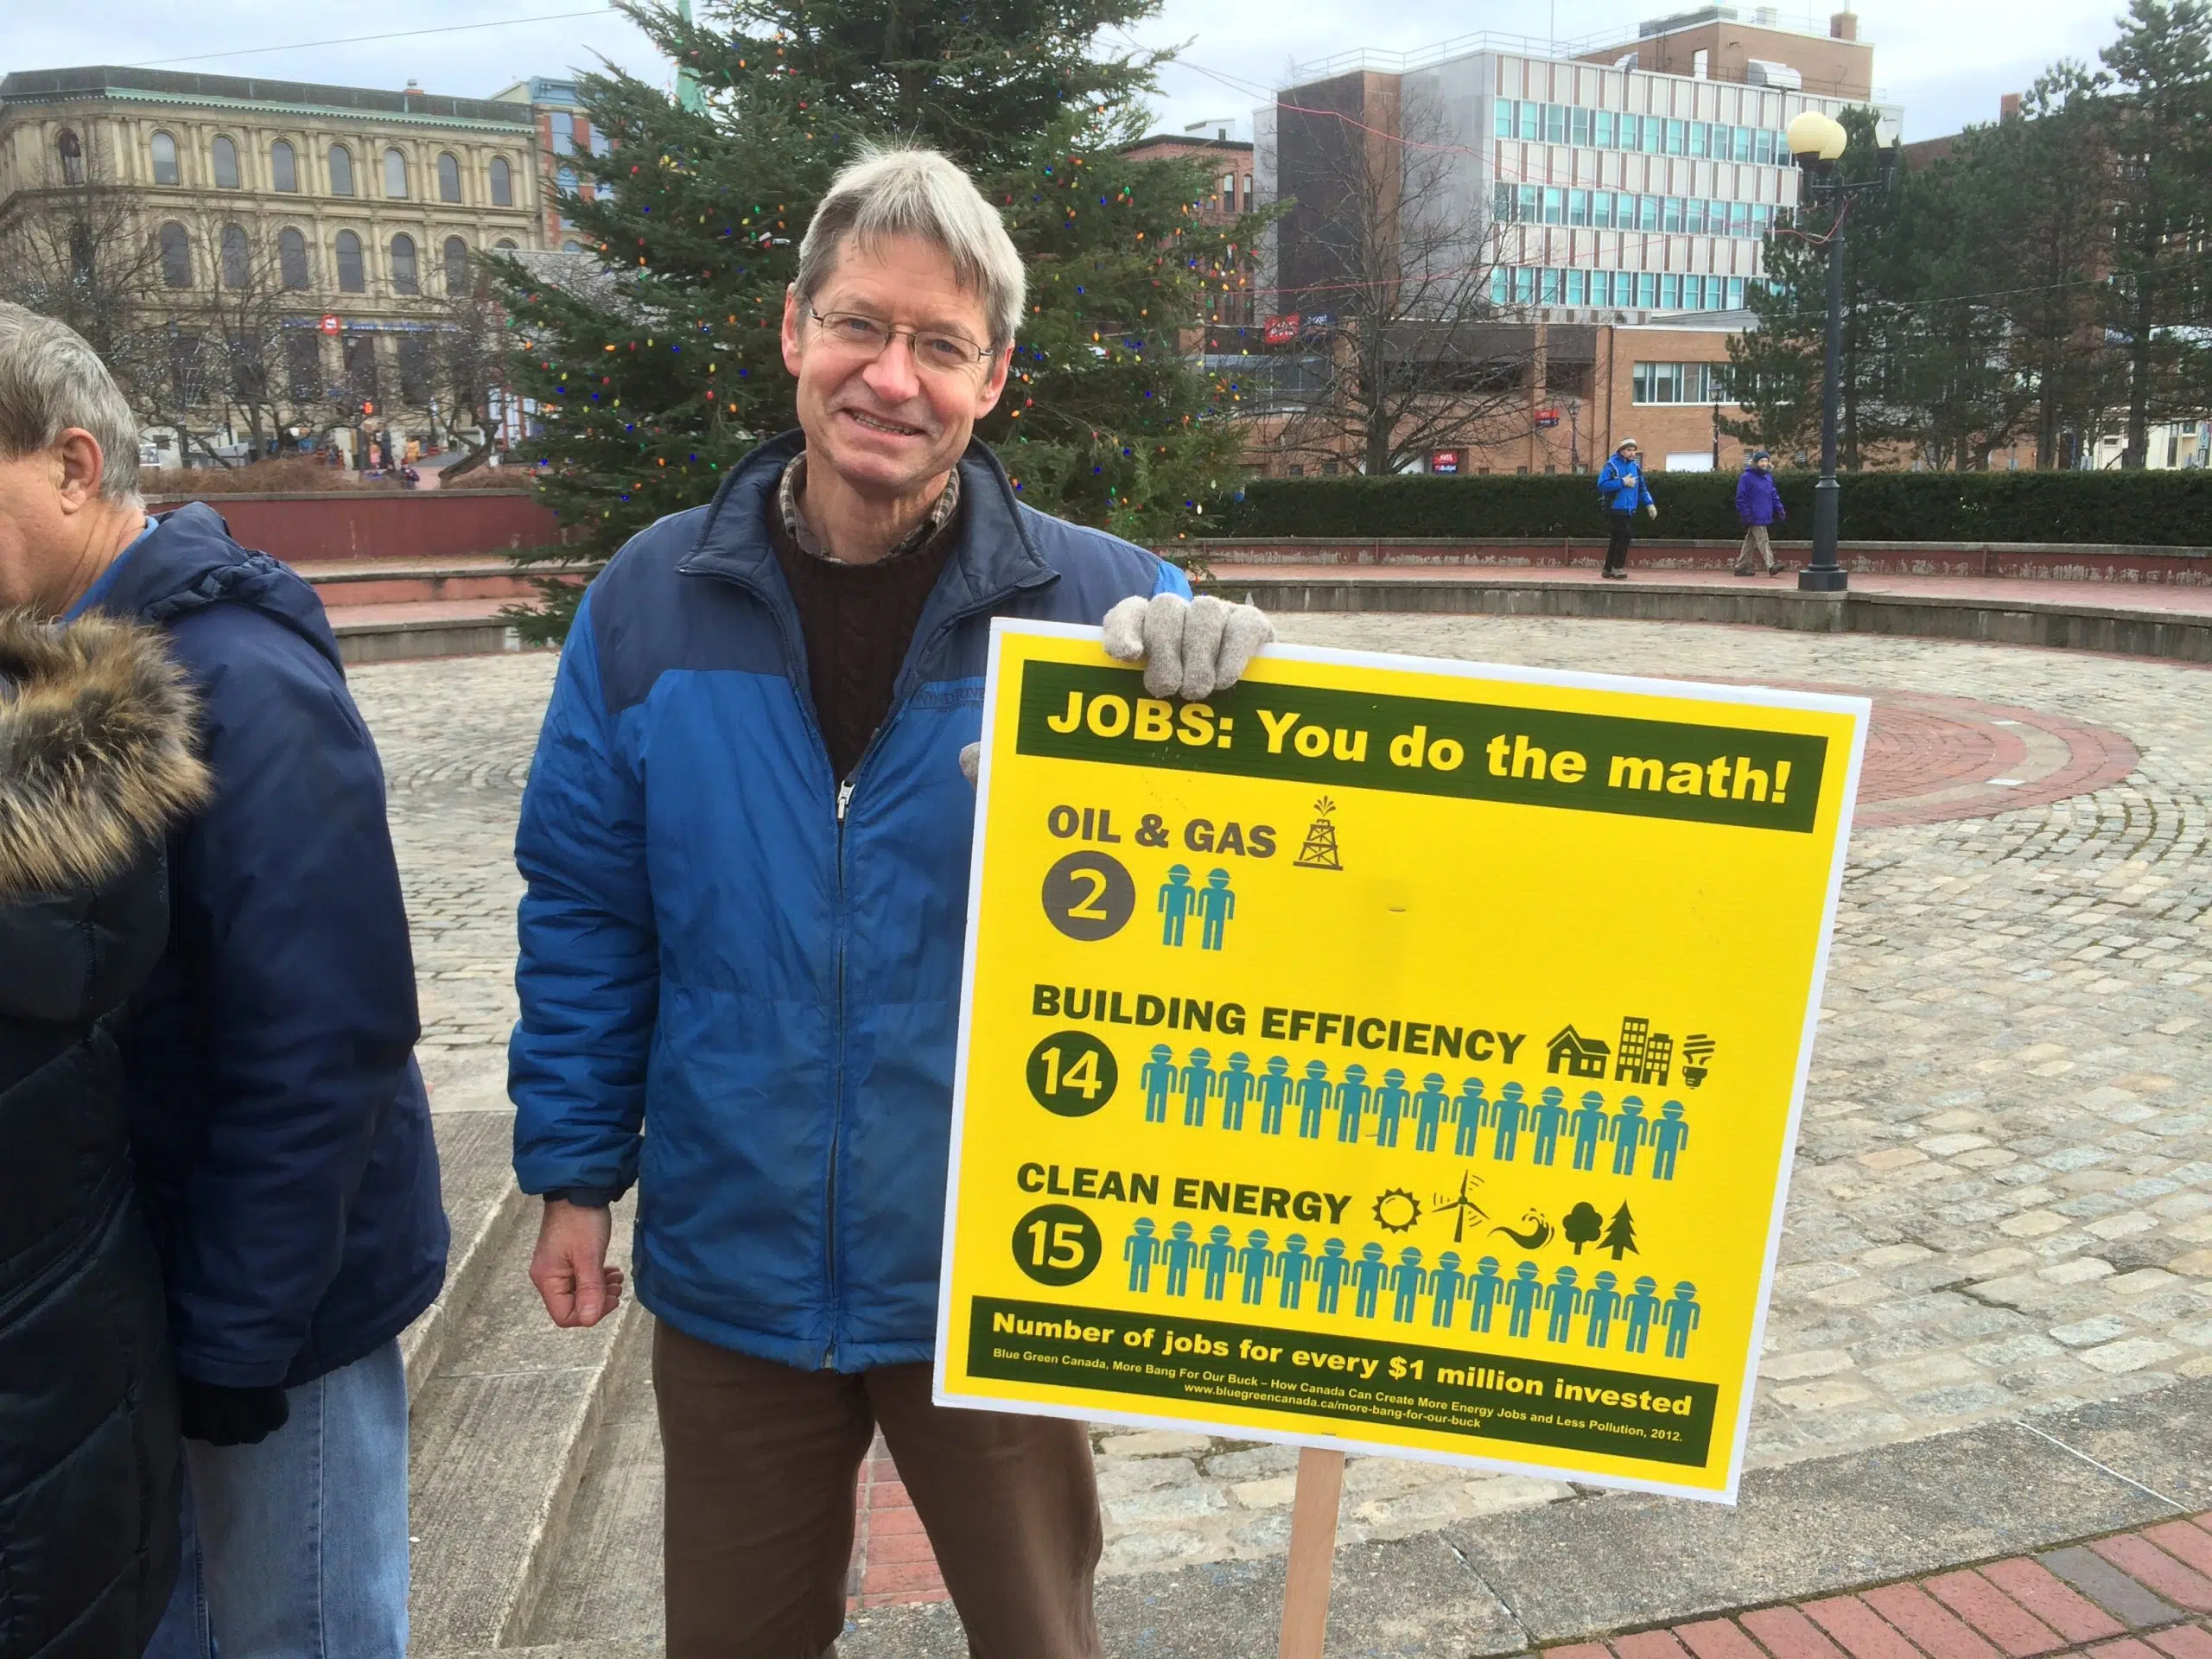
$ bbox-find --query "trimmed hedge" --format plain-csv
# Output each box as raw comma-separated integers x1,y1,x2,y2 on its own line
1209,469,2212,547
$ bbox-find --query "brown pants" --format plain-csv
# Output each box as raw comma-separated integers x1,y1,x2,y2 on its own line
654,1319,1103,1659
1734,524,1776,573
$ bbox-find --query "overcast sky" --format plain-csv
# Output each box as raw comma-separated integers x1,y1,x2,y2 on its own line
10,0,2120,144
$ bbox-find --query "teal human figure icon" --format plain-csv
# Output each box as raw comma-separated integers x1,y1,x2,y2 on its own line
1374,1068,1412,1148
1333,1063,1372,1144
1141,1044,1176,1125
1276,1234,1316,1310
1237,1230,1274,1305
1486,1080,1528,1162
1584,1269,1623,1348
1157,863,1197,946
1650,1100,1689,1179
1257,1056,1293,1135
1389,1247,1427,1323
1503,1261,1542,1338
1199,1224,1236,1300
1621,1274,1662,1353
1350,1243,1389,1319
1568,1089,1611,1172
1218,1053,1256,1131
1161,1222,1198,1297
1414,1073,1449,1153
1314,1237,1351,1313
1611,1095,1653,1177
1295,1060,1332,1140
1179,1046,1217,1128
1197,868,1236,950
1428,1250,1468,1326
1529,1085,1569,1167
1662,1281,1702,1358
1125,1217,1160,1293
1452,1077,1487,1157
1468,1256,1505,1333
1543,1265,1582,1344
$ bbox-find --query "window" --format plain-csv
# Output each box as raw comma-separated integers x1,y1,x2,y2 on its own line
1567,188,1589,226
1539,268,1560,305
1643,118,1664,154
383,148,409,199
1615,114,1637,151
343,332,378,401
335,229,365,292
563,239,584,253
158,221,191,286
56,129,84,185
1687,199,1707,234
1617,191,1637,228
1710,198,1729,233
437,152,461,202
1545,104,1567,144
286,331,322,398
443,236,469,291
1595,110,1616,149
1492,181,1515,222
1518,102,1538,141
1637,194,1659,231
151,131,180,185
1567,269,1588,307
1244,173,1252,202
550,111,575,156
1221,171,1236,207
494,237,518,251
1729,201,1751,236
1572,107,1592,147
556,166,578,229
213,135,240,188
489,156,514,207
1513,267,1535,305
1661,273,1683,309
1754,130,1776,164
397,335,429,404
1495,99,1515,138
1732,125,1752,162
1666,119,1686,156
1592,191,1613,228
1637,270,1658,308
588,122,610,158
1707,275,1726,309
271,139,298,192
279,226,309,289
1662,196,1682,233
1542,187,1563,226
1752,203,1773,236
329,144,354,195
220,224,250,289
1690,122,1709,158
390,233,419,295
1491,268,1509,305
1727,276,1745,308
1631,360,1724,403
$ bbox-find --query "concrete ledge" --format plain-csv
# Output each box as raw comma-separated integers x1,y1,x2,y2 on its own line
1200,574,2212,664
337,616,531,665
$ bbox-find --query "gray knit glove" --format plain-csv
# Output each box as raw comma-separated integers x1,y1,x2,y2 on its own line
1101,593,1275,701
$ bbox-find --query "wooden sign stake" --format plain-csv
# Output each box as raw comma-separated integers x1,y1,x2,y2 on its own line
1276,1447,1347,1659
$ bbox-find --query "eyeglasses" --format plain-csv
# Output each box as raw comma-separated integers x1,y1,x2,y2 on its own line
805,307,995,375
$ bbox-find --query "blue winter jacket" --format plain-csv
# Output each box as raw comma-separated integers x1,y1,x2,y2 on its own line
79,504,448,1389
1736,467,1786,526
510,434,1190,1370
1597,454,1653,513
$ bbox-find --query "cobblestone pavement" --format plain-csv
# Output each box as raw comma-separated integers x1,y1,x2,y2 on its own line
352,614,2212,1586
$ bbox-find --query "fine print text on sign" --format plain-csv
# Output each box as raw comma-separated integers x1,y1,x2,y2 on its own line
937,623,1866,1501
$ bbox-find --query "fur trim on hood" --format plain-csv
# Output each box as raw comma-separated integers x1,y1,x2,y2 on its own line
0,609,211,901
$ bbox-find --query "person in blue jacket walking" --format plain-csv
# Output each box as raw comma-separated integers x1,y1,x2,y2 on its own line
510,149,1272,1659
0,302,447,1659
1733,448,1789,575
1596,437,1657,578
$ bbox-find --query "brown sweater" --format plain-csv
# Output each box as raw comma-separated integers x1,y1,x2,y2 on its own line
766,472,962,783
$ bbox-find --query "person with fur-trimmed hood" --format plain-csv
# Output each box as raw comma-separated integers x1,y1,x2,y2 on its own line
0,610,208,1657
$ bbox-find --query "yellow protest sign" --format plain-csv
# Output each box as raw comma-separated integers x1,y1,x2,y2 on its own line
936,622,1866,1501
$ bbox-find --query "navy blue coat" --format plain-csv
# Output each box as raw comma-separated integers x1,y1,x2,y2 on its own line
511,435,1186,1370
79,504,448,1390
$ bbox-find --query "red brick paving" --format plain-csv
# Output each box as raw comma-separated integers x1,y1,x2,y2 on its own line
847,1437,948,1611
1540,1512,2212,1659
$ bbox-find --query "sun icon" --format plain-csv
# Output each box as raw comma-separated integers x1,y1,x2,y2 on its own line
1373,1189,1421,1233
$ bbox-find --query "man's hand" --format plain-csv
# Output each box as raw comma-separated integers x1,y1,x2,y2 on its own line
1102,593,1274,701
531,1198,624,1328
1646,503,1659,520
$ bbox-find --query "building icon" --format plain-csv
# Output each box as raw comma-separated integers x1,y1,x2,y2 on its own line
1546,1026,1611,1079
1614,1017,1673,1086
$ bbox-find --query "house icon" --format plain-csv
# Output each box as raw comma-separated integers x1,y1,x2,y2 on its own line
1546,1026,1610,1079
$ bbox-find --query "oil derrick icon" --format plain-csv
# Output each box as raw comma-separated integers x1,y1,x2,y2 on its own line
1295,797,1344,871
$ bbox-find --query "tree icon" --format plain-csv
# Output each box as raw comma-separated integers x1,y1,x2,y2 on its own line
1601,1203,1639,1261
1562,1202,1604,1255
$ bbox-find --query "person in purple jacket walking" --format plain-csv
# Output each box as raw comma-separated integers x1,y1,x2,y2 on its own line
1733,449,1789,575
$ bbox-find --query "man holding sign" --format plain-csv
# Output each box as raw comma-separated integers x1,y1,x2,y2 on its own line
507,148,1268,1657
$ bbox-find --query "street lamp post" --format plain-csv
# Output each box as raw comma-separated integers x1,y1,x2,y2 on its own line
1786,111,1895,594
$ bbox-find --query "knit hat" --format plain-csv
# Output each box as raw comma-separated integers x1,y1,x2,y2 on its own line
1751,448,1770,461
1617,437,1638,451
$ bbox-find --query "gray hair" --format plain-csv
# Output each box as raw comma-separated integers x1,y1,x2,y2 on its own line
0,302,141,503
794,148,1026,348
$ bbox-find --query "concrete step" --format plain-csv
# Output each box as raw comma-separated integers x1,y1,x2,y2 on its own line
408,1192,639,1656
404,1108,529,1404
330,601,537,665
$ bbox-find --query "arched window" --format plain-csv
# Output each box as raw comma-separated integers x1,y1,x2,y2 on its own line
270,139,298,193
442,235,469,292
488,156,512,207
436,152,461,202
389,232,419,295
493,238,518,251
383,147,408,199
335,229,365,292
556,165,577,229
328,144,354,195
158,221,191,286
278,226,309,289
212,135,240,189
219,224,250,288
56,129,84,185
150,131,180,186
563,240,583,253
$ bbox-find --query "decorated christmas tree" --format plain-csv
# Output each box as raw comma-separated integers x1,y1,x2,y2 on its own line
492,0,1262,639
